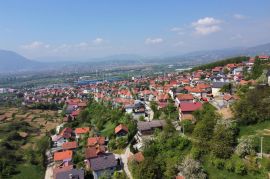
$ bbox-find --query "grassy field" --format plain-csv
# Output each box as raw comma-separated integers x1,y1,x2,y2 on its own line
11,163,44,179
239,120,270,137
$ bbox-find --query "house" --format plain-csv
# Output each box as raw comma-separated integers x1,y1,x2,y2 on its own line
88,153,119,179
87,136,105,147
133,100,146,114
54,150,73,162
259,55,270,60
175,94,194,106
137,120,166,135
176,175,185,179
212,66,223,74
85,146,105,159
60,127,73,139
53,165,84,179
75,127,90,139
62,141,78,151
212,82,229,97
115,124,128,136
52,135,66,147
179,102,202,121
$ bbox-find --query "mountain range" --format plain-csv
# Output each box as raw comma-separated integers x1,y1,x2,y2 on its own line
0,43,270,74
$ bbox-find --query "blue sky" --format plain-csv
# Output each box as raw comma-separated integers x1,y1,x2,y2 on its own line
0,0,270,60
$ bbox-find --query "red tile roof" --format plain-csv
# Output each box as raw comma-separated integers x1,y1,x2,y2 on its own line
62,141,78,150
115,124,128,134
85,146,105,159
176,176,185,179
60,128,73,139
87,136,105,146
176,94,193,101
75,127,90,135
180,102,202,112
54,150,73,161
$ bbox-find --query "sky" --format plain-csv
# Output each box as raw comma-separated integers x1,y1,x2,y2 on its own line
0,0,270,61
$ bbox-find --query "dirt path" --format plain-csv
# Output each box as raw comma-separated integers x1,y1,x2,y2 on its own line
120,146,133,179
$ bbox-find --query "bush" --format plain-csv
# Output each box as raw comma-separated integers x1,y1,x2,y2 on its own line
190,147,203,160
225,160,234,172
235,160,246,175
211,157,225,170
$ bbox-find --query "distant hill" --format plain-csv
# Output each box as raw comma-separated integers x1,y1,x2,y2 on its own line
0,50,40,73
0,42,270,73
171,43,270,65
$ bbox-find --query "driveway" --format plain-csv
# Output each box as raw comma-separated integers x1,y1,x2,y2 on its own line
118,146,133,179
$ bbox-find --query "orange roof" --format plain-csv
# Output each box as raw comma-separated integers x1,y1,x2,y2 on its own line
176,176,185,179
54,150,73,161
115,124,128,134
62,141,78,150
78,102,87,107
87,136,105,146
197,83,210,89
176,94,193,101
75,127,90,134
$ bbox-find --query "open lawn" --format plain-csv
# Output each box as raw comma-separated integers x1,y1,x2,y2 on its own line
11,163,44,179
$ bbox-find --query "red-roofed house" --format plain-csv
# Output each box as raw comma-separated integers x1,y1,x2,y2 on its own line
176,176,185,179
87,136,105,147
62,141,78,150
179,102,203,121
115,124,128,136
54,150,73,162
60,128,73,139
175,94,194,106
85,146,105,159
259,55,269,60
75,127,90,139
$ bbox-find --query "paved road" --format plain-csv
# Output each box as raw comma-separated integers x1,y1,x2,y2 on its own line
145,102,154,121
44,162,54,179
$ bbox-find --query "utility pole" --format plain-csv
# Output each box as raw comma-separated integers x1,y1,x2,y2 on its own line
182,123,185,136
261,137,263,158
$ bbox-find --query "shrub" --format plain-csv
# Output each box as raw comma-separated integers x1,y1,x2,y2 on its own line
190,147,203,160
235,160,246,175
211,157,225,170
225,160,234,172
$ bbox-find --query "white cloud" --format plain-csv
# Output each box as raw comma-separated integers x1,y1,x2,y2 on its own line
75,42,89,48
170,27,185,35
173,41,184,47
93,38,104,45
192,17,222,35
21,41,50,50
233,14,246,20
145,38,163,45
